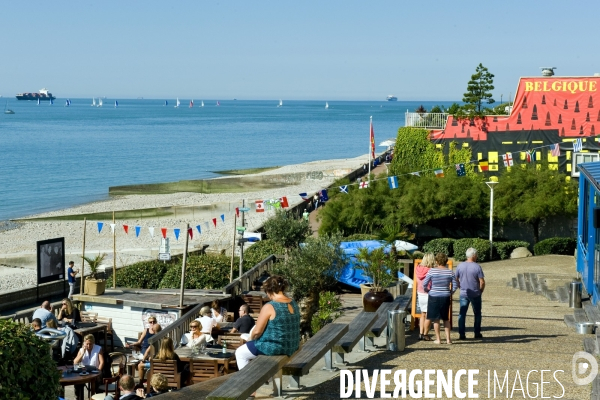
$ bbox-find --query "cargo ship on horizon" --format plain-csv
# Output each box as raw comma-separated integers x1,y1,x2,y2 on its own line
16,88,56,101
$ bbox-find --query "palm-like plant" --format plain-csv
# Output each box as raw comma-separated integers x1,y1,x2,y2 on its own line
356,247,395,292
82,253,106,280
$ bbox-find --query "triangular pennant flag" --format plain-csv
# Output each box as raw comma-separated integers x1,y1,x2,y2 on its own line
220,214,225,223
410,172,420,177
97,222,104,233
212,218,217,228
339,185,348,194
388,176,398,189
434,169,444,178
174,228,180,240
135,226,141,237
204,222,209,230
188,228,193,240
235,207,239,218
161,228,167,238
148,227,155,237
455,163,466,177
196,225,201,234
110,223,116,234
123,225,129,234
279,196,289,208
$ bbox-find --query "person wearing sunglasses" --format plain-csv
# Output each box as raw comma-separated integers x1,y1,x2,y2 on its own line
126,317,161,357
180,322,206,349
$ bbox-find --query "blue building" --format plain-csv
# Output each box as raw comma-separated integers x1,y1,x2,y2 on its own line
577,162,600,304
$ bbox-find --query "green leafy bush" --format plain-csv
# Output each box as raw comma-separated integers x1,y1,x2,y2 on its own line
311,291,343,335
244,239,285,266
453,238,492,262
116,260,170,289
159,254,239,289
0,319,61,399
411,251,424,260
534,237,577,256
343,234,378,241
495,241,531,260
423,238,455,257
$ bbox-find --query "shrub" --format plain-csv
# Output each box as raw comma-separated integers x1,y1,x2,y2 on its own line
116,260,170,289
423,238,455,257
495,240,531,260
0,319,61,399
534,237,577,256
343,233,378,241
244,239,285,266
411,251,424,260
159,254,240,289
311,291,343,335
453,238,492,262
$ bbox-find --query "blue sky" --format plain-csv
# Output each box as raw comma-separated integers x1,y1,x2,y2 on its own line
2,1,599,101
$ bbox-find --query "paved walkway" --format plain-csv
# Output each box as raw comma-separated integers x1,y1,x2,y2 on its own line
253,255,588,399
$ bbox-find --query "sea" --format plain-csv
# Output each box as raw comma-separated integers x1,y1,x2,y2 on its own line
0,99,456,221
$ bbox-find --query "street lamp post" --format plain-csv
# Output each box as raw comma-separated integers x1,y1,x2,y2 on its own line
486,181,499,260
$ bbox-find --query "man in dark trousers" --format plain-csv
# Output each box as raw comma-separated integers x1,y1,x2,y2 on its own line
230,304,255,334
455,247,486,340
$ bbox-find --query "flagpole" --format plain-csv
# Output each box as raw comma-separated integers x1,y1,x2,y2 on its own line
230,211,237,283
368,116,372,184
112,211,116,289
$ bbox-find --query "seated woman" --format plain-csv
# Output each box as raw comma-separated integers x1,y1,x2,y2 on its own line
137,324,162,382
235,275,300,398
211,299,228,323
195,306,218,342
126,316,161,356
180,321,206,349
73,334,104,400
144,337,186,385
57,298,81,325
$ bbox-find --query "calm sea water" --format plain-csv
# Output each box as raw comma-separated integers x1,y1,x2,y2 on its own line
0,99,455,220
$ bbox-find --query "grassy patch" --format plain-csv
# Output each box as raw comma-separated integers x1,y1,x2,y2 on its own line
212,166,279,175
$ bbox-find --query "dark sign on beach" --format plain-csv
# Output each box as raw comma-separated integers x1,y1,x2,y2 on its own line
36,237,65,285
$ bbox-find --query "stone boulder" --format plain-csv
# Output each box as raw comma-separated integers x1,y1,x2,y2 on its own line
510,247,532,259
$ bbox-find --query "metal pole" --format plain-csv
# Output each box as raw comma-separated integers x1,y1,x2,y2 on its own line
112,211,116,288
368,116,372,184
230,211,237,283
486,181,498,260
239,199,245,278
179,223,190,308
80,218,87,295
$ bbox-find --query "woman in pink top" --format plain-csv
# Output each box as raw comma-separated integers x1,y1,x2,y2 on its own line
415,253,435,340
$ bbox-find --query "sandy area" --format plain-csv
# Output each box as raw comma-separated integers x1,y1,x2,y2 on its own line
0,155,368,289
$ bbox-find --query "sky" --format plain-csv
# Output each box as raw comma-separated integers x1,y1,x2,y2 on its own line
2,1,600,101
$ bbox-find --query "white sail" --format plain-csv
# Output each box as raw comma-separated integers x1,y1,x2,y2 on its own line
92,98,96,106
201,101,204,107
278,99,283,107
175,98,180,108
98,98,103,107
325,102,329,109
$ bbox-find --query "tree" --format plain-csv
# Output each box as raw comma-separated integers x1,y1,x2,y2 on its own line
462,63,495,114
494,164,578,243
0,319,61,399
389,127,443,176
275,233,347,335
263,209,311,251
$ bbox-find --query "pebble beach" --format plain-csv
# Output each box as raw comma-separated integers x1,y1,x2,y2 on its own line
0,155,369,293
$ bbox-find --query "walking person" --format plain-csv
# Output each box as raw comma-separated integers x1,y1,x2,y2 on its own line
423,253,457,345
455,247,485,340
67,261,78,299
415,253,435,340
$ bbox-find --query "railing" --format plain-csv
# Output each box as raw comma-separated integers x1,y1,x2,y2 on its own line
222,255,278,297
148,302,204,350
405,111,448,129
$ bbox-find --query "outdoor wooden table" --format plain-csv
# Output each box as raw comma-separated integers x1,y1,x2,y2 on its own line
74,322,108,351
176,347,236,374
58,366,101,400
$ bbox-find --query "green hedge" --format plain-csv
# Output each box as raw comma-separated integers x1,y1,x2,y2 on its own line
534,237,577,256
244,239,285,266
115,260,170,289
423,238,455,257
453,238,492,262
495,241,531,260
159,254,241,289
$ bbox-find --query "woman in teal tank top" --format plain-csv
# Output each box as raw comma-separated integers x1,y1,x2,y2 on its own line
235,275,300,375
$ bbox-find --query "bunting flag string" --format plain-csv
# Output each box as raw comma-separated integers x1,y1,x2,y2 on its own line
196,225,201,234
212,218,217,228
97,222,103,233
123,225,129,234
135,226,141,237
148,227,155,238
174,228,180,240
110,223,116,234
188,227,193,239
161,228,167,239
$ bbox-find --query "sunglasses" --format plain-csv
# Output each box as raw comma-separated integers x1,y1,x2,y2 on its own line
149,321,156,324
190,325,199,329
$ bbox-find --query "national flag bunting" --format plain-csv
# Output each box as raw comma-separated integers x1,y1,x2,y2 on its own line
388,176,398,189
573,138,583,152
279,196,289,208
299,193,310,201
410,172,420,177
255,200,265,212
320,190,329,201
188,228,193,239
434,169,444,178
455,163,466,177
479,158,489,172
212,218,217,228
359,181,369,189
123,225,129,234
339,185,348,194
551,143,561,157
161,228,167,238
502,153,513,167
174,228,180,240
525,150,537,163
135,226,141,237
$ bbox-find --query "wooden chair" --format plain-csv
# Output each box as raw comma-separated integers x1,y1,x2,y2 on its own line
80,311,98,323
96,316,114,352
148,360,182,393
188,359,220,384
217,333,245,350
91,352,126,400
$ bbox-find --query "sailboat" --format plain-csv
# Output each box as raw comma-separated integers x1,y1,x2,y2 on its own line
189,100,194,108
175,98,180,108
277,99,283,107
164,100,168,106
97,98,103,107
37,98,40,106
201,101,204,107
92,98,96,107
115,100,119,108
216,101,220,106
4,101,15,114
325,102,329,109
65,99,70,107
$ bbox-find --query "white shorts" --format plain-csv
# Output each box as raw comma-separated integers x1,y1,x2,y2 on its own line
417,293,429,314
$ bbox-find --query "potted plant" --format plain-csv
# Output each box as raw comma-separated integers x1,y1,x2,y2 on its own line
356,247,395,312
83,253,107,296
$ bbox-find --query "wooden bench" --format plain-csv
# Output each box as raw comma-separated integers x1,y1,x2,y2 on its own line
332,311,377,364
282,323,348,389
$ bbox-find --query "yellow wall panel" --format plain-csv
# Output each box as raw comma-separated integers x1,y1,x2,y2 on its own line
488,152,498,163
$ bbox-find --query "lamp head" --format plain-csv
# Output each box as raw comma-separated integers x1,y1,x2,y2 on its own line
485,181,499,189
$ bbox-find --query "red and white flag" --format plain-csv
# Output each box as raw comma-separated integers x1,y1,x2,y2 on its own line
370,118,375,159
359,181,369,189
255,200,265,212
551,143,561,157
279,196,289,208
502,153,513,167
